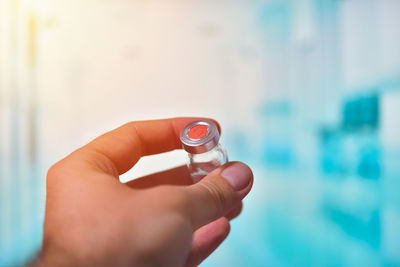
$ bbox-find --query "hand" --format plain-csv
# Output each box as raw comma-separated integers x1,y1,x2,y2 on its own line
38,118,253,267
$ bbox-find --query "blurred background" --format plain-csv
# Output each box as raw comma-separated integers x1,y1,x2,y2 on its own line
1,0,400,266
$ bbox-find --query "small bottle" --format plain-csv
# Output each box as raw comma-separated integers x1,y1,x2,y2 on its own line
180,120,228,183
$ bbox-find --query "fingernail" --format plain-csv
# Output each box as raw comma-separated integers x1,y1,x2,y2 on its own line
221,162,251,191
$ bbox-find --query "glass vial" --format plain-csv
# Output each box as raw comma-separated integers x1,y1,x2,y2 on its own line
180,120,228,183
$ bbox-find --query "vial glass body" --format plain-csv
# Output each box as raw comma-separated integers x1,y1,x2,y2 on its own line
187,143,228,183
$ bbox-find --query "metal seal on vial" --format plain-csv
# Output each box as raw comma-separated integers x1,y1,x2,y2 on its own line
180,120,220,154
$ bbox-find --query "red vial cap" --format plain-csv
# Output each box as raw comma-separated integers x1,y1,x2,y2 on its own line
180,120,220,154
188,124,209,139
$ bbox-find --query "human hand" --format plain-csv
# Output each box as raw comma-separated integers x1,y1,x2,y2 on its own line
38,118,253,267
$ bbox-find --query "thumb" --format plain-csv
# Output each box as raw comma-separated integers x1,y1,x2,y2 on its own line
184,162,253,229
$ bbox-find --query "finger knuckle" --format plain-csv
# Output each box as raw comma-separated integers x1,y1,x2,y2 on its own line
46,162,62,180
198,181,228,213
153,186,188,211
46,159,71,186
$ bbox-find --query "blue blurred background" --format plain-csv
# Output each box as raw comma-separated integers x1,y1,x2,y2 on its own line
1,0,400,266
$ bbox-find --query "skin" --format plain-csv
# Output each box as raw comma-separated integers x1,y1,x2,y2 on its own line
37,117,253,267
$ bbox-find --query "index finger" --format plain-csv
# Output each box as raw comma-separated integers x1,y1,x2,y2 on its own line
74,117,220,175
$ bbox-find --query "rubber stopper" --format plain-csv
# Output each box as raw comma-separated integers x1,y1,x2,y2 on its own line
188,124,209,139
